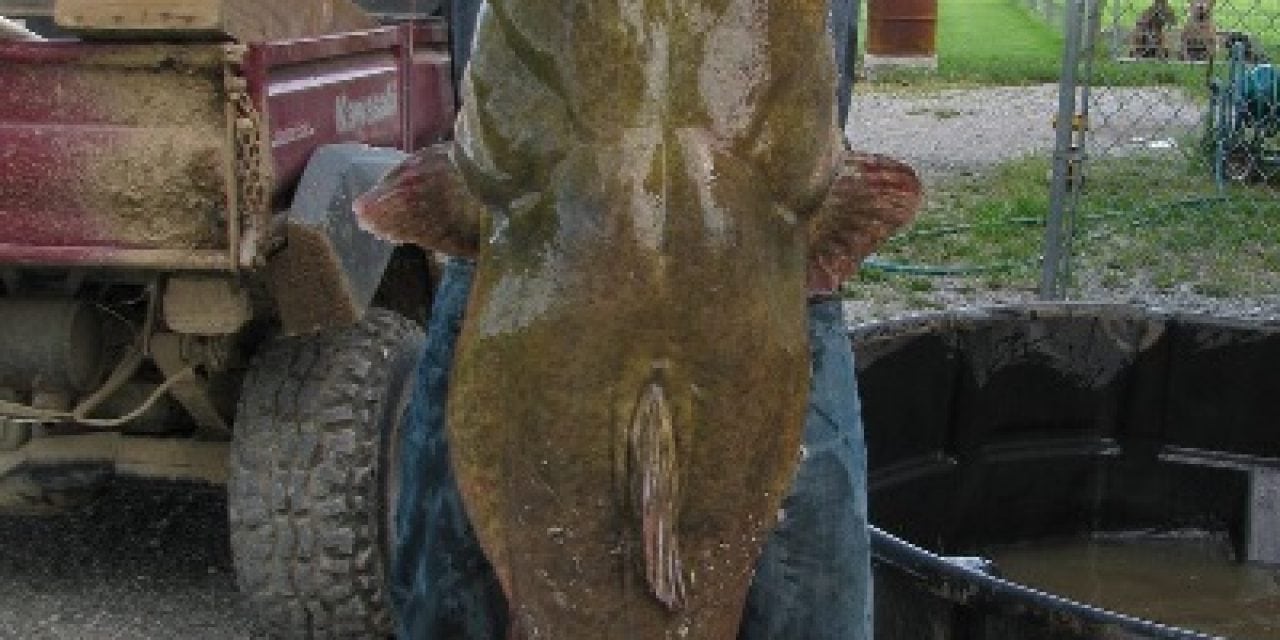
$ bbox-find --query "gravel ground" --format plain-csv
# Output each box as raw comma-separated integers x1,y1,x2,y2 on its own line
0,479,264,639
846,84,1206,184
848,84,1065,183
0,85,1273,640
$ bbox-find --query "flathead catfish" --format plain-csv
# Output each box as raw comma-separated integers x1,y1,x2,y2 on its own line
356,1,920,638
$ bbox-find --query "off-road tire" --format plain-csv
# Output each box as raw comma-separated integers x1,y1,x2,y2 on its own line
229,309,423,639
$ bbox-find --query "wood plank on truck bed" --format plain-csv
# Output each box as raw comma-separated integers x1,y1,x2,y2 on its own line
0,0,52,17
53,0,376,41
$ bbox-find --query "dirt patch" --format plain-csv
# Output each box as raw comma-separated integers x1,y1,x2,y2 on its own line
63,51,228,248
77,127,226,248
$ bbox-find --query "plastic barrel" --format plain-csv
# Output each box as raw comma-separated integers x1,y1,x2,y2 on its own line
852,305,1280,639
866,0,938,57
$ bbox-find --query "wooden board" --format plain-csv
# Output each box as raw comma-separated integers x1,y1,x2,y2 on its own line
53,0,377,41
0,0,53,17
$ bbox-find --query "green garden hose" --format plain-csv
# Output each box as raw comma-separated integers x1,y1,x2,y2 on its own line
862,195,1230,278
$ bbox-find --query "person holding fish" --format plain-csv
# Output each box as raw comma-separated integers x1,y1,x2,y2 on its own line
359,0,922,638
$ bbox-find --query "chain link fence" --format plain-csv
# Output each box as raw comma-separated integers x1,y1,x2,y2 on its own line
1047,0,1280,302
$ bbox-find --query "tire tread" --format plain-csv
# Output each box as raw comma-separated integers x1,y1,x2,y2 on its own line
229,310,422,639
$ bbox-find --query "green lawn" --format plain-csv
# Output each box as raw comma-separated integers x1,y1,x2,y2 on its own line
861,0,1064,85
848,152,1280,300
865,0,1278,88
936,0,1065,83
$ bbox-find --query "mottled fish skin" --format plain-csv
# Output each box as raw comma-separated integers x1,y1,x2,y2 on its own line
442,2,839,638
354,2,920,638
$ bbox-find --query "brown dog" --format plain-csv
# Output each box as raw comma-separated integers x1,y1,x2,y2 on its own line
1130,0,1177,59
1180,0,1216,61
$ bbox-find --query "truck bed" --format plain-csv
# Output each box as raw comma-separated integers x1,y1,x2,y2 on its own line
0,20,451,271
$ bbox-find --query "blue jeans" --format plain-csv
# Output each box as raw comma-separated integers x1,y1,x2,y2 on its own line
391,260,506,640
738,297,872,640
391,259,872,639
829,0,859,129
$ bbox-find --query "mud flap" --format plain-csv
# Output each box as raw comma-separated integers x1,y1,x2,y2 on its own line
268,143,408,335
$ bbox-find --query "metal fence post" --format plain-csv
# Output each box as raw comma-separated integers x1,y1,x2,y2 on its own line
1039,0,1085,300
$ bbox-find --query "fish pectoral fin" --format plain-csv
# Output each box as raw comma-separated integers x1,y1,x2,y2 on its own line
353,142,484,257
627,381,687,611
806,151,924,294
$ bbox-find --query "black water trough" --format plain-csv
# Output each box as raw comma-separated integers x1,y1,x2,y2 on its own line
850,304,1280,640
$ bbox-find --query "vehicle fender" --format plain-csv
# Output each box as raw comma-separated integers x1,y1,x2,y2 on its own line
269,143,409,335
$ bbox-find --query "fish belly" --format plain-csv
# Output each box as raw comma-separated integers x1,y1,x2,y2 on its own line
448,234,809,639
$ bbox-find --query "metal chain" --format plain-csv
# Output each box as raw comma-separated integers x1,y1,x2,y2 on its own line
222,46,273,271
231,87,272,269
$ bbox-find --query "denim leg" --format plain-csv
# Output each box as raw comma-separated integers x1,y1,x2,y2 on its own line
828,0,859,130
738,299,872,640
392,259,507,640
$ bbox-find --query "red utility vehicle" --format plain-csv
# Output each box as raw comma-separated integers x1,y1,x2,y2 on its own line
0,2,454,635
